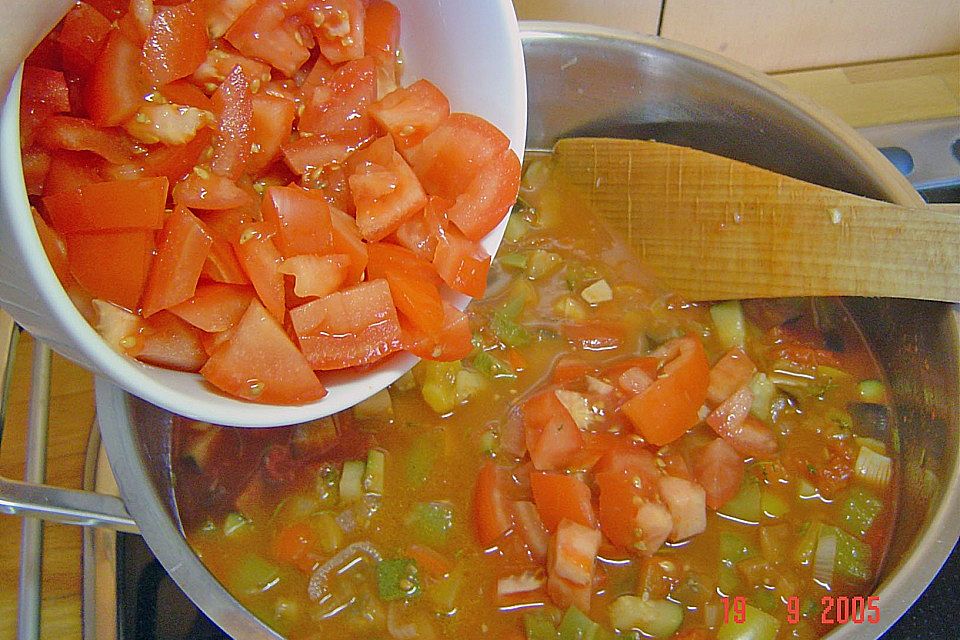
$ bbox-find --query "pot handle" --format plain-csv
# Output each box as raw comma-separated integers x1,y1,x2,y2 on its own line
0,310,137,532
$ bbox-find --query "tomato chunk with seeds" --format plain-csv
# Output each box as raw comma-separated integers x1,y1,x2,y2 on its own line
66,230,155,310
261,186,335,258
141,1,209,87
233,222,286,322
529,472,596,532
370,79,450,151
446,148,521,241
433,226,491,298
169,283,256,333
137,311,208,372
82,29,146,127
141,205,214,318
401,301,472,362
225,0,310,76
349,150,426,241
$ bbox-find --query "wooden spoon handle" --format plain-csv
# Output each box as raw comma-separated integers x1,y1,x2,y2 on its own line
552,138,960,302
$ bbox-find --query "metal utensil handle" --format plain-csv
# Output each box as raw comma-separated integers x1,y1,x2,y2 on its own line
0,310,137,532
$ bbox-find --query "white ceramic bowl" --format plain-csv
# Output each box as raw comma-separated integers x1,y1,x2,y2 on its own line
0,0,526,427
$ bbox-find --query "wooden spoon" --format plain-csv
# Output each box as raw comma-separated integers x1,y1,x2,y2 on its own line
551,138,959,302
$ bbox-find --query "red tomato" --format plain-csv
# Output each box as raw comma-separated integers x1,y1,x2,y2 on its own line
716,414,779,459
363,0,400,67
706,347,757,406
192,45,272,88
35,115,137,165
136,311,208,372
596,471,643,550
593,442,660,488
349,150,427,241
168,283,256,332
549,518,601,586
210,65,253,179
233,221,286,321
657,475,707,541
260,186,334,258
447,148,521,241
66,229,155,310
511,500,549,561
281,136,354,176
139,128,214,183
43,176,168,234
161,79,214,110
57,2,112,75
22,148,51,196
289,279,402,370
200,299,327,403
400,301,473,362
329,206,368,282
82,29,146,127
473,460,513,547
366,243,443,333
19,67,71,146
546,571,592,614
202,0,257,38
141,206,214,317
299,56,376,145
529,472,596,532
522,390,584,471
32,209,71,284
407,113,510,201
225,0,310,77
277,253,350,299
550,355,590,384
706,385,753,435
247,94,296,174
42,150,103,195
693,438,744,510
433,226,490,298
305,0,365,64
391,195,448,261
370,79,450,151
141,1,209,87
172,170,254,210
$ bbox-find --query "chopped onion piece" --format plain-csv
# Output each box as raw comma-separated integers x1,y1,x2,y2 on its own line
308,541,382,601
585,375,614,396
555,389,594,429
496,570,545,599
854,445,892,489
813,531,837,586
581,279,613,304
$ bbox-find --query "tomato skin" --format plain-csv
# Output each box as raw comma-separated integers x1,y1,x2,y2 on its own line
350,150,427,241
19,67,72,147
42,150,103,195
693,438,744,510
168,283,255,332
141,0,209,87
233,221,286,321
299,56,376,145
447,148,521,241
57,2,112,75
401,301,472,362
363,0,400,66
473,460,513,547
225,0,310,77
433,226,491,298
35,115,137,165
289,279,402,370
83,28,146,127
210,65,253,179
550,518,601,587
530,472,596,532
260,186,335,258
370,79,450,151
200,299,327,403
657,475,707,542
66,229,155,310
139,127,213,183
32,209,71,283
140,206,214,318
277,253,350,299
43,176,168,234
136,310,208,372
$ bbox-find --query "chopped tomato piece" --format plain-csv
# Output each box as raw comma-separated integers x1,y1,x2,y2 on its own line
657,475,707,542
401,301,472,362
406,544,454,579
446,148,520,241
433,226,490,298
370,79,450,151
66,229,155,310
43,150,103,196
277,253,350,299
247,94,297,174
192,45,272,88
363,0,400,67
473,460,513,547
32,209,71,283
136,311,208,372
329,206,368,282
141,206,214,317
22,148,51,196
141,1,209,87
593,442,660,488
19,67,71,146
82,28,146,127
271,520,317,568
233,221,286,321
201,299,327,403
168,283,255,332
43,176,168,234
706,385,753,436
716,415,779,459
391,195,448,261
225,0,310,76
172,170,254,210
203,0,256,38
523,390,584,471
35,116,137,165
305,0,365,64
210,65,253,179
621,336,710,446
512,500,549,562
595,471,671,554
529,472,596,532
693,438,744,510
350,150,427,241
706,347,757,406
139,127,213,183
549,518,601,586
281,136,354,175
546,571,592,613
289,279,402,370
366,243,443,333
57,2,112,75
551,355,590,384
407,113,510,201
260,186,334,258
160,79,214,110
299,56,376,145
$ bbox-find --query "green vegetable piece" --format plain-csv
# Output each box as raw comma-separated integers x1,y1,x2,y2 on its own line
376,557,421,601
750,587,778,613
761,489,790,518
821,525,873,583
608,596,683,638
492,310,531,348
524,611,559,640
407,501,455,546
339,460,365,505
716,604,780,640
718,565,740,596
526,249,562,280
455,368,486,402
839,487,884,538
223,512,251,537
500,252,529,270
720,532,756,565
479,429,499,455
504,211,530,243
794,521,822,567
558,606,611,640
405,432,441,489
748,373,776,422
719,476,763,523
228,554,281,596
419,360,461,414
710,300,746,350
472,350,516,379
858,379,887,403
564,262,600,291
363,449,386,496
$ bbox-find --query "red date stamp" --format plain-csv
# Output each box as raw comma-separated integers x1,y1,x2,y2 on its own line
722,595,880,625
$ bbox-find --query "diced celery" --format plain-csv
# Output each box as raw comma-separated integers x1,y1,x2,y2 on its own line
455,368,486,402
228,554,281,596
554,295,588,321
608,596,683,638
500,252,529,270
524,610,559,640
353,388,393,420
558,606,611,640
819,525,872,583
224,512,251,537
419,361,461,414
718,565,739,596
406,501,455,546
793,522,822,567
748,373,776,422
710,300,746,349
504,211,530,243
491,311,531,348
526,249,562,280
472,350,516,379
750,587,778,613
308,512,343,554
838,487,883,538
339,460,366,505
716,604,780,640
857,379,887,403
376,558,420,601
719,476,763,523
761,489,790,518
363,449,386,496
405,432,441,488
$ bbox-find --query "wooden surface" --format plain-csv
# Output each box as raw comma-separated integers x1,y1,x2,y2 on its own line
0,53,958,640
552,138,960,302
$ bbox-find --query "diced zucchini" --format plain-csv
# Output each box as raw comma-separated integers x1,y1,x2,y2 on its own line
838,487,883,538
228,554,281,596
406,501,455,546
793,522,822,567
526,249,562,280
455,368,487,403
554,295,588,321
308,512,343,554
719,476,763,523
564,262,600,291
353,388,393,421
818,525,873,583
376,558,421,601
558,606,612,640
271,493,320,527
491,310,531,348
608,596,683,638
710,300,746,350
363,449,386,496
716,604,780,640
418,360,461,414
857,379,887,403
405,432,441,489
504,209,531,243
339,460,366,505
524,610,559,640
750,587,778,613
393,369,417,392
761,489,790,518
180,426,222,471
500,252,529,270
224,512,252,537
314,463,340,507
719,531,755,595
796,478,818,500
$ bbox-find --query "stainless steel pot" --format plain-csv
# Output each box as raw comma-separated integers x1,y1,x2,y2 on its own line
9,23,960,639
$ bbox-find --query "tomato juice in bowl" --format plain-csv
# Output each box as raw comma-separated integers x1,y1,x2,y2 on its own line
0,0,526,427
